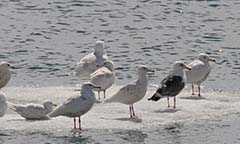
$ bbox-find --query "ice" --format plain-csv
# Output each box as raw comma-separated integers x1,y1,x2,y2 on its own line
1,85,240,132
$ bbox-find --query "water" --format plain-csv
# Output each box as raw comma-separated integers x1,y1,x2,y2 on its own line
0,0,240,143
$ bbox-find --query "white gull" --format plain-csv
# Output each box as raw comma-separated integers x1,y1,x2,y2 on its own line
0,62,12,89
10,100,57,120
185,53,215,96
90,60,115,100
74,40,109,78
48,82,100,130
105,65,154,119
0,93,7,117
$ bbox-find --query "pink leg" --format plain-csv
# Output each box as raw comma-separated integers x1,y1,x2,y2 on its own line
131,105,139,119
167,97,170,107
173,97,176,109
73,117,76,129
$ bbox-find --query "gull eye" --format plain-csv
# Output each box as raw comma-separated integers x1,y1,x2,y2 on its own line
7,64,10,67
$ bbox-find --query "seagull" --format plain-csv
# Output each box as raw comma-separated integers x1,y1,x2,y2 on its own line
10,101,57,120
0,93,8,117
105,65,155,119
148,61,191,108
74,40,109,78
48,82,100,130
185,53,215,96
90,60,115,100
0,62,12,89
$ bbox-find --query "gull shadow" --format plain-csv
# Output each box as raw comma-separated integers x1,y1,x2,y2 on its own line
154,108,179,113
7,118,49,122
115,117,142,123
180,96,206,100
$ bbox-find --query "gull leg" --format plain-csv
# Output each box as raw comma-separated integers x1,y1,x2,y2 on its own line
73,117,76,129
98,91,100,100
131,104,139,119
78,116,81,130
132,105,135,116
167,97,170,107
198,84,201,97
173,97,176,109
103,90,106,99
192,84,195,95
129,105,132,118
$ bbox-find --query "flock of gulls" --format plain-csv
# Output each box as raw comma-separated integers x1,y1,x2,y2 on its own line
0,40,215,131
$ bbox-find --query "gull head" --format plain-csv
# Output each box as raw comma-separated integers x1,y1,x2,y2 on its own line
173,61,191,72
138,65,155,75
102,60,114,71
0,62,11,69
94,40,105,54
198,53,216,63
43,100,57,108
82,82,101,90
0,93,6,102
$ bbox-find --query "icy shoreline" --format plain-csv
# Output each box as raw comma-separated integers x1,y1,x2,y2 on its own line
1,86,240,131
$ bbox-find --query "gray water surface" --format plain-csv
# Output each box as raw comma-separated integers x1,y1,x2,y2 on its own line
0,0,239,91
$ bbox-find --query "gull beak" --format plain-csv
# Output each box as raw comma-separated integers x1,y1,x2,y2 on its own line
53,103,58,107
93,85,101,89
150,69,155,73
209,58,216,62
185,66,191,70
7,64,15,69
148,68,155,73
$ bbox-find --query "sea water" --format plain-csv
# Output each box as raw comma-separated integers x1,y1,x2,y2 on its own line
0,0,240,143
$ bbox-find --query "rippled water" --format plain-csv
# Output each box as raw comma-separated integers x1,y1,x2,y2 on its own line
0,0,239,90
1,0,240,143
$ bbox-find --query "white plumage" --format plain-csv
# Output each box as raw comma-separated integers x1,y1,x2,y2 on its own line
185,53,215,96
48,82,100,130
105,65,155,118
0,62,11,89
74,40,109,77
0,93,8,117
10,101,57,120
90,60,115,100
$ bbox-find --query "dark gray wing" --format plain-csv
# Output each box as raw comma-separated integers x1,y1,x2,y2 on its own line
159,74,185,96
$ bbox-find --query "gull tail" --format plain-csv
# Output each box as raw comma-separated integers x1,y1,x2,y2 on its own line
48,111,58,118
148,89,163,101
6,102,19,111
47,105,63,118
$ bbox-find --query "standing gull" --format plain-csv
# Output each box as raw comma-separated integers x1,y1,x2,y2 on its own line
90,60,115,100
0,93,7,117
105,65,154,118
74,40,109,77
0,62,12,89
10,101,57,120
148,61,191,108
48,82,100,130
185,53,215,96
